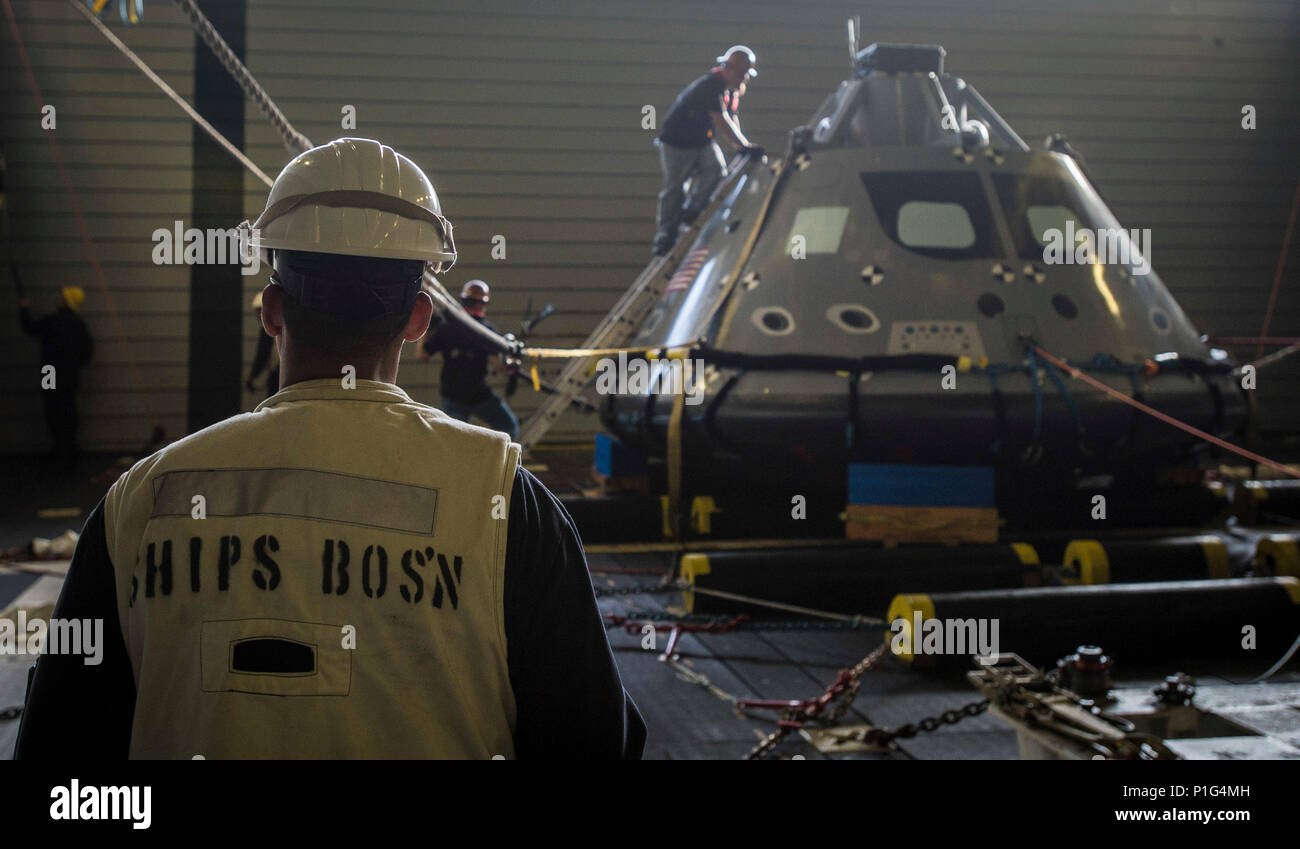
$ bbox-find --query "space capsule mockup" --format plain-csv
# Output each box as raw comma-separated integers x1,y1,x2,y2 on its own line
598,43,1247,494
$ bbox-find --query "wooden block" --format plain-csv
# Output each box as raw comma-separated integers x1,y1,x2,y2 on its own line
845,504,998,545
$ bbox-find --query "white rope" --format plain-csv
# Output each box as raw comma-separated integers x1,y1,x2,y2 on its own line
74,0,517,357
689,585,884,626
67,0,274,187
1249,342,1300,372
170,0,313,154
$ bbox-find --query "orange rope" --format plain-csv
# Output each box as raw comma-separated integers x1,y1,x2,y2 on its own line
3,0,160,430
1256,177,1300,362
1033,345,1299,479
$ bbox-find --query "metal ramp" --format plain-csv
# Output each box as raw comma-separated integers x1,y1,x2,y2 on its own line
518,157,758,450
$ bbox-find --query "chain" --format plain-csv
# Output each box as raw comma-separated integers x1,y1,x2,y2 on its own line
0,705,23,722
745,642,891,760
867,699,989,744
171,0,313,154
747,697,990,759
745,709,800,760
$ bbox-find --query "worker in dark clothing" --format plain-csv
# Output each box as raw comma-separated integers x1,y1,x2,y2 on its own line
653,45,763,256
18,285,93,469
245,290,279,399
418,279,520,440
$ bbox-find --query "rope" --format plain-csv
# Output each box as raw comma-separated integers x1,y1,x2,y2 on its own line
1250,342,1300,372
1033,345,1300,479
169,0,312,155
521,342,696,359
5,0,161,431
689,586,884,625
1256,176,1300,362
66,0,275,186
1250,629,1300,683
76,0,512,361
1209,337,1300,346
596,575,883,625
1025,345,1044,444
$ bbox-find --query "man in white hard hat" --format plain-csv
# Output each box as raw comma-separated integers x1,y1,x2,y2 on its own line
417,279,519,439
15,138,645,760
652,45,763,256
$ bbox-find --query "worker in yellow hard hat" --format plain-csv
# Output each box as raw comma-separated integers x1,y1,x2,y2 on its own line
17,283,93,470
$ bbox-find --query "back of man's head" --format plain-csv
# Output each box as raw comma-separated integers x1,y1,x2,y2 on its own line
245,138,457,375
273,248,426,361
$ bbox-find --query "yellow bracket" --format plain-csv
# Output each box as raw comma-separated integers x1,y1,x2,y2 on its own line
690,496,721,535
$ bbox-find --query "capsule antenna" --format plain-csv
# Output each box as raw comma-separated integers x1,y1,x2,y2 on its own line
846,17,860,68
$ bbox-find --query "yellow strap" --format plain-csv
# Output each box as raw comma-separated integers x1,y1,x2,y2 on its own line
529,364,540,392
666,389,685,541
523,343,694,360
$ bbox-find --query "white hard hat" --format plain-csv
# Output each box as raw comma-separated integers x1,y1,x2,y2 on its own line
248,138,456,272
716,45,758,77
461,280,490,302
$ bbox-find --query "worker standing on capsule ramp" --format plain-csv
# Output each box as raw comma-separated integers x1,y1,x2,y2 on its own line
18,284,93,471
417,279,519,440
652,45,763,256
14,138,645,760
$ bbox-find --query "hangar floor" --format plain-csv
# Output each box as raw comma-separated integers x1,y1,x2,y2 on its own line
593,551,1300,760
3,451,1299,760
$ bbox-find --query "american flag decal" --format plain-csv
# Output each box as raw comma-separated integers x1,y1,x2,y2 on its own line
665,247,710,294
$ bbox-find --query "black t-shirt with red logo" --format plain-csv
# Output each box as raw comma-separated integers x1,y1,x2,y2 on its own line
658,69,729,149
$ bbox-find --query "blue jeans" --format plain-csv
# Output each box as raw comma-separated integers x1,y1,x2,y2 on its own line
653,139,726,253
441,393,519,441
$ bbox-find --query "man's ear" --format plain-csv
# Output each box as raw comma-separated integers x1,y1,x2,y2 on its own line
260,283,286,338
403,291,434,342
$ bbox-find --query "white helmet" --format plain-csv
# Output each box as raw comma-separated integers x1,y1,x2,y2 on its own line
248,138,455,272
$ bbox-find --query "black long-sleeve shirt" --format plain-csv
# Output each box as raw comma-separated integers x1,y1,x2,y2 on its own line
14,467,645,760
19,305,92,386
421,314,499,404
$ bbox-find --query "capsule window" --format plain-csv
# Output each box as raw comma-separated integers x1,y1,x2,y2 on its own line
787,206,851,255
862,171,997,260
897,202,975,249
826,304,880,334
1149,307,1172,335
752,307,795,336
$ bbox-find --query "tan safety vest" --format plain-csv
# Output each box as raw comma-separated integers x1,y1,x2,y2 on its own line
103,379,520,759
